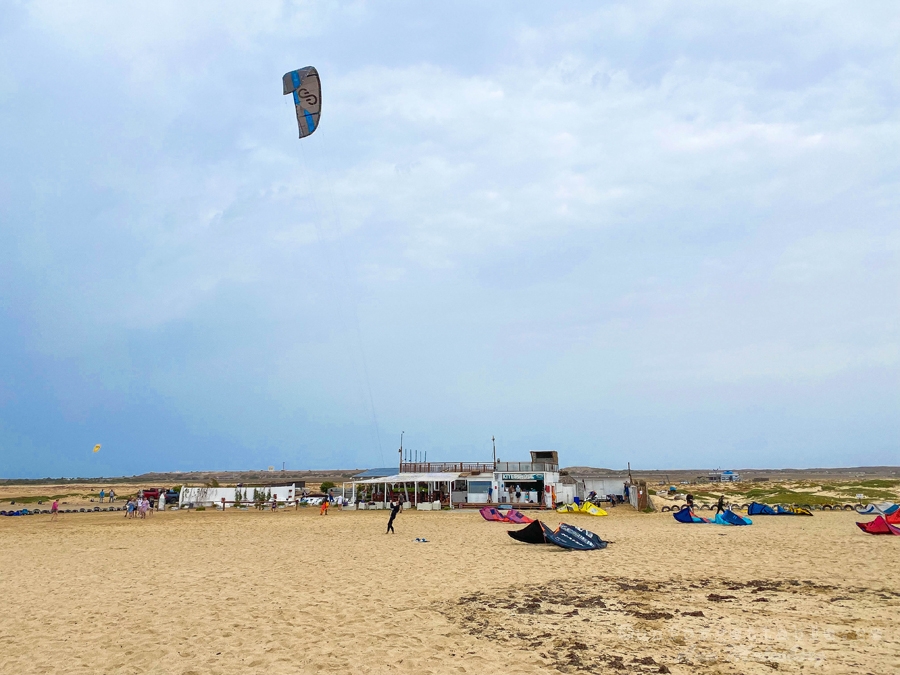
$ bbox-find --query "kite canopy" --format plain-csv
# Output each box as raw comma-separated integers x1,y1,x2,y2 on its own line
479,506,505,522
673,508,749,525
673,507,708,523
546,524,608,550
508,520,550,544
856,516,900,535
555,502,608,516
283,66,321,138
580,503,608,517
748,502,776,516
507,520,608,550
479,506,534,524
92,444,101,453
714,510,752,526
776,504,813,516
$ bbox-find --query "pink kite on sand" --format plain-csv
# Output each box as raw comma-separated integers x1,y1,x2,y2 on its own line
504,509,533,524
856,515,900,535
479,506,533,524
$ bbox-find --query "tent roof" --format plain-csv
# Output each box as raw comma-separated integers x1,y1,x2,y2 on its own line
351,472,461,484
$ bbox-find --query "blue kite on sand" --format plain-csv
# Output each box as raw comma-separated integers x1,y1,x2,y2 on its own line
508,520,609,550
674,507,751,525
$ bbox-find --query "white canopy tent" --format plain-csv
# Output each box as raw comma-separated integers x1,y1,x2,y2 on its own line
342,472,460,508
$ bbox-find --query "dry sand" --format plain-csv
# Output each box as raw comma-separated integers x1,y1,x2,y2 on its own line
1,506,898,674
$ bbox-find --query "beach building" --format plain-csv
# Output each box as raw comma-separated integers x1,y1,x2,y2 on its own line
342,451,562,510
707,470,742,483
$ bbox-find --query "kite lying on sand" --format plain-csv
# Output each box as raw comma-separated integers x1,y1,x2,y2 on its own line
479,506,533,524
674,508,751,526
556,502,608,516
748,503,812,516
856,515,900,535
508,520,608,550
855,502,899,516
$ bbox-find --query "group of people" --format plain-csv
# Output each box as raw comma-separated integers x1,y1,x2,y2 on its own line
125,495,153,519
97,489,115,503
487,484,535,504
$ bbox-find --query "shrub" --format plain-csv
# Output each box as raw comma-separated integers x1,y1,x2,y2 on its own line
320,481,336,491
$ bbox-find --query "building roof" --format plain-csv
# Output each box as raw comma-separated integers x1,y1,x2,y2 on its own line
351,472,461,484
353,467,401,478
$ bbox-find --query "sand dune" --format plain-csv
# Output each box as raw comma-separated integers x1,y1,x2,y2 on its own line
1,506,897,674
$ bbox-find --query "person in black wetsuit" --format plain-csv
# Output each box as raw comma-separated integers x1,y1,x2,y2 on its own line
386,500,402,534
715,495,725,514
686,494,695,512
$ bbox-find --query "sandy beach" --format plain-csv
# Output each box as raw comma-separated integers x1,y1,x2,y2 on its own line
1,506,898,675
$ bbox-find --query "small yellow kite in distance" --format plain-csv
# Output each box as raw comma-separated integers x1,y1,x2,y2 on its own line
93,444,101,453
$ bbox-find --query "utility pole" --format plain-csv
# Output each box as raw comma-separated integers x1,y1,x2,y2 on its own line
492,436,496,468
399,431,404,471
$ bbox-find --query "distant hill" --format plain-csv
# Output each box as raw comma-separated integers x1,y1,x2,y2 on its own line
2,465,896,485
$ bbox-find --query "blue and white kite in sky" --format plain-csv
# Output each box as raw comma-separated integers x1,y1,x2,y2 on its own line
282,67,321,138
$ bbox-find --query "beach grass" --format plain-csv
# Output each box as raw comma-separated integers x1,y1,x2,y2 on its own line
1,493,84,504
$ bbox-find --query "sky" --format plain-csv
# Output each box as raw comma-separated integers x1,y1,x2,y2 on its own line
1,1,898,478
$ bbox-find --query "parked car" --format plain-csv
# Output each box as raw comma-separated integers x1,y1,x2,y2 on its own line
136,488,179,505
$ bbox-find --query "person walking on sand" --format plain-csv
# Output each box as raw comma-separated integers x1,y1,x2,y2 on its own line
715,495,725,514
319,499,329,516
386,500,402,534
50,499,59,521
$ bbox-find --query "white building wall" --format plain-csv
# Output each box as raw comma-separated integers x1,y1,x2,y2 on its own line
179,485,297,507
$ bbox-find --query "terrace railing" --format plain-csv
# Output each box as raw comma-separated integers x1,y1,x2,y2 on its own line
400,462,495,474
398,461,559,475
496,462,559,473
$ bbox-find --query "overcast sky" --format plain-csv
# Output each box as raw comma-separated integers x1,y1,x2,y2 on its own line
1,1,898,478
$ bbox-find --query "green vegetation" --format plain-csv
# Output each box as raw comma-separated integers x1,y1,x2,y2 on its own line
677,478,898,506
829,486,898,500
1,493,82,504
320,481,336,491
853,479,900,488
195,506,206,511
748,491,843,506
